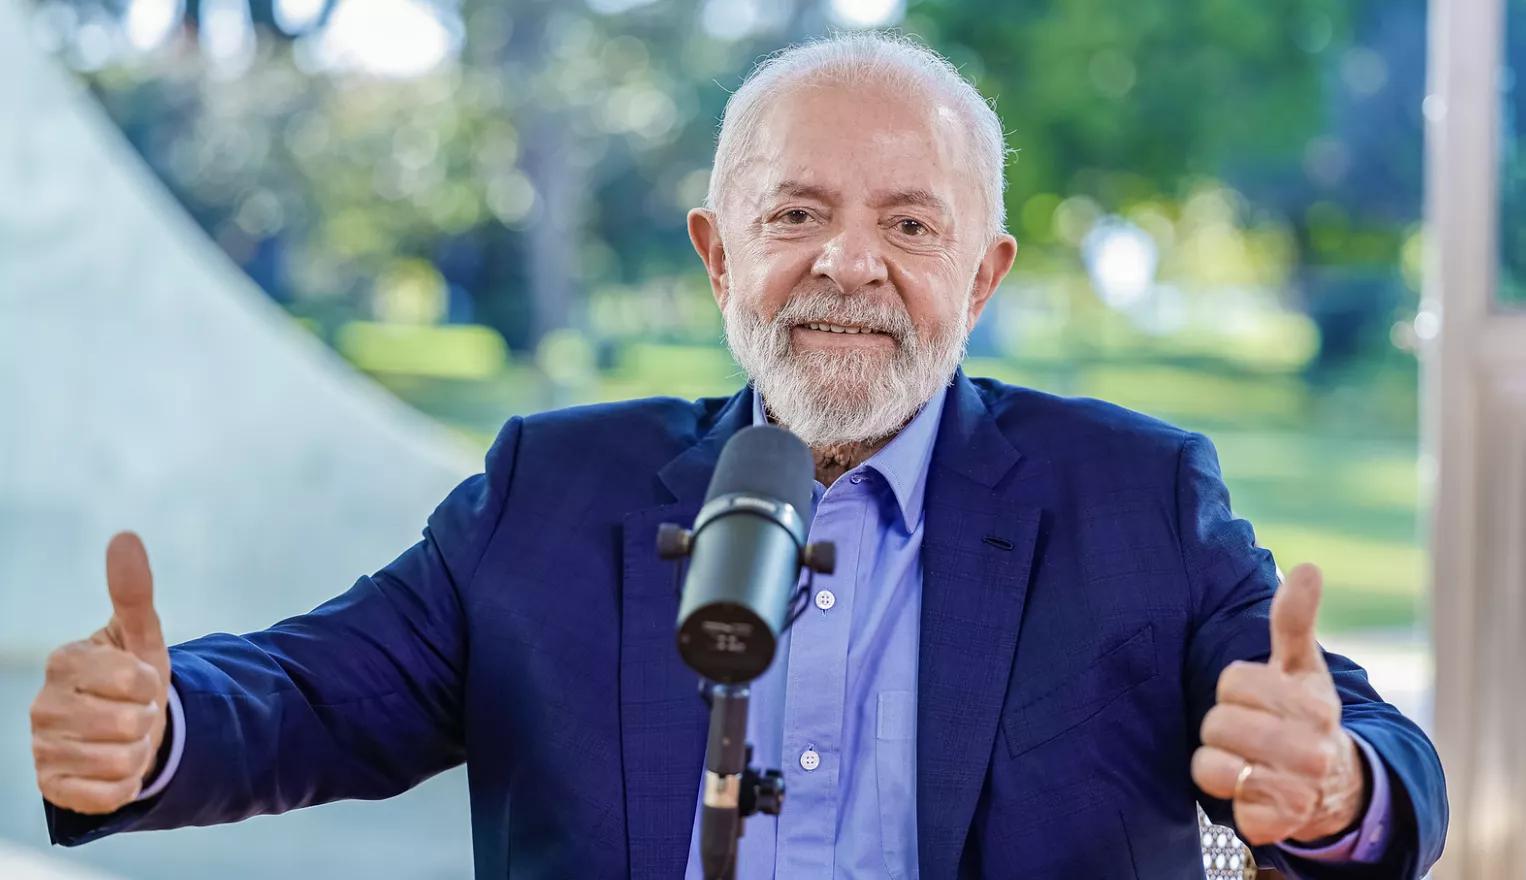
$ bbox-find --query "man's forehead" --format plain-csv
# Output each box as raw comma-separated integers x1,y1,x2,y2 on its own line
747,97,966,191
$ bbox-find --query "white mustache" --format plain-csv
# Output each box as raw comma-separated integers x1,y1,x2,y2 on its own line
769,291,915,342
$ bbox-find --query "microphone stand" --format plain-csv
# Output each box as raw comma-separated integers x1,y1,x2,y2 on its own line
697,683,783,880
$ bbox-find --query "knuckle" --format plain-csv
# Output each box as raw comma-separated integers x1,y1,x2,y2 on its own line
1216,663,1245,697
129,737,153,773
132,706,154,738
1308,740,1337,777
31,738,51,767
1299,697,1338,733
44,647,71,680
100,747,138,780
1189,746,1209,776
1295,787,1320,821
134,662,159,694
1199,706,1224,741
114,778,140,805
110,667,140,696
59,788,99,813
1202,704,1243,747
99,778,137,808
1288,736,1326,778
29,694,63,731
108,708,141,739
1218,661,1268,703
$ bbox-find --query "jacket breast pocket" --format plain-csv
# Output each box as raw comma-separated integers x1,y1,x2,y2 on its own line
1001,623,1157,759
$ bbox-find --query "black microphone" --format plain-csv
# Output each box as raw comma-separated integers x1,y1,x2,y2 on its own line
673,424,816,683
655,424,833,880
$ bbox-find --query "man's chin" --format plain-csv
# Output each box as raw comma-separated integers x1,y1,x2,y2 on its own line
784,345,897,375
763,374,886,421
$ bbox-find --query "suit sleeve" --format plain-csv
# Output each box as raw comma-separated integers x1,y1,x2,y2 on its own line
1175,431,1448,878
45,417,524,846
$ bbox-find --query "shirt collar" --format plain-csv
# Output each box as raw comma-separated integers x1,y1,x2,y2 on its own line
750,383,947,531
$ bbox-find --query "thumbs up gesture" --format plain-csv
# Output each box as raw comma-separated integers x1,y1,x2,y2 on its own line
30,532,172,814
1190,564,1368,845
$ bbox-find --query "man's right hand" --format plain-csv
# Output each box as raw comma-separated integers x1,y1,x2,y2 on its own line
30,531,172,814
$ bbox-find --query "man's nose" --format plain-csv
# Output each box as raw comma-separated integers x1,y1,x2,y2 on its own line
811,222,888,294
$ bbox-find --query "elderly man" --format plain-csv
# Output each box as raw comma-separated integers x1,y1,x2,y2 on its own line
31,33,1444,879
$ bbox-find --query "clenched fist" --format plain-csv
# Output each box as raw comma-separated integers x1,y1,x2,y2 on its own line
30,531,172,814
1191,563,1368,846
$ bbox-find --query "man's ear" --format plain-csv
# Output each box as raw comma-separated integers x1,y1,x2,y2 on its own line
688,208,728,307
967,232,1018,326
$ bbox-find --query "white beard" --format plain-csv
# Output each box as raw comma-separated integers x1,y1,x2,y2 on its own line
722,287,971,447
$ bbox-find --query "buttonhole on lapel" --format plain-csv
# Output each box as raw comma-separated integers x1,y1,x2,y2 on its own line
982,535,1014,551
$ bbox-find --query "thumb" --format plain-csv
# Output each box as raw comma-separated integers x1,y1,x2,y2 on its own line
102,531,168,672
1269,562,1325,674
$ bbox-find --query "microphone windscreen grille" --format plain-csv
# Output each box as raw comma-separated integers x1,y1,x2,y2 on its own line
704,425,814,516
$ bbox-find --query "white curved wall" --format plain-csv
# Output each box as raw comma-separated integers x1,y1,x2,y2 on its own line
0,0,479,656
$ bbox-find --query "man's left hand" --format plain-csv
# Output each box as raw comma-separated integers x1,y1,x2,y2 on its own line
1190,563,1368,846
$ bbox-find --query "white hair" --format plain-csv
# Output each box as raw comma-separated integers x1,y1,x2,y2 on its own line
704,31,1010,240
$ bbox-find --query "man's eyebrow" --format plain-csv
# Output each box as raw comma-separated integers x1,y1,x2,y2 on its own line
869,188,950,215
769,181,840,203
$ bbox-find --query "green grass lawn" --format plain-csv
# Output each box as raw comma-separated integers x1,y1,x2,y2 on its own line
370,342,1424,634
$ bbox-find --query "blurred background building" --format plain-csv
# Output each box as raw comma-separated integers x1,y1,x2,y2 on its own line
0,0,1517,875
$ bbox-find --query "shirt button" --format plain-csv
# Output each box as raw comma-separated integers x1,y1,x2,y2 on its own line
849,473,864,484
814,589,835,611
799,749,820,771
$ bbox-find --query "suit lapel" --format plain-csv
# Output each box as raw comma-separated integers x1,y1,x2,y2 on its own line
917,374,1040,880
620,388,753,879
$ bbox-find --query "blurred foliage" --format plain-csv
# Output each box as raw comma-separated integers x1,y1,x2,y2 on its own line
34,0,1428,355
30,0,1433,629
1501,0,1526,305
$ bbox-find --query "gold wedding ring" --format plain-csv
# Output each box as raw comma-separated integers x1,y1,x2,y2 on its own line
1233,761,1256,801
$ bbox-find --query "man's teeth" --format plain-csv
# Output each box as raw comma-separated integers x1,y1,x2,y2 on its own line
804,322,872,334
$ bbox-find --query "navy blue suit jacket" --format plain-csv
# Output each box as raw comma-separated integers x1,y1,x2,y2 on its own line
47,373,1447,878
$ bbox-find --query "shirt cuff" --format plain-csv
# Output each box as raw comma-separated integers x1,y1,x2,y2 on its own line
133,683,185,802
1277,730,1392,863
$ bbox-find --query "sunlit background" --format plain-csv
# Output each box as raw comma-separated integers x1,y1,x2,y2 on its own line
3,0,1443,876
37,0,1433,624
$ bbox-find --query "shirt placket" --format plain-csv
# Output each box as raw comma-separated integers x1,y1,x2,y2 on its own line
774,482,865,876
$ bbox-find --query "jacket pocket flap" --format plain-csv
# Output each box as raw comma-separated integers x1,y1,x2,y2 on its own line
1002,623,1157,759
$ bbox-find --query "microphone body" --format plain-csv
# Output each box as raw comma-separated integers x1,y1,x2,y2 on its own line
675,425,814,684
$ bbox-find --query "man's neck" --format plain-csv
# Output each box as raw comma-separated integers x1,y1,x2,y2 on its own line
758,402,920,486
811,437,894,486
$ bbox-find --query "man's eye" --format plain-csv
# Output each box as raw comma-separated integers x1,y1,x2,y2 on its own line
781,209,812,224
897,218,929,236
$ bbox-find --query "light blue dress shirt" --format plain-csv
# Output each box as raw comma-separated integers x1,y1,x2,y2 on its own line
682,385,947,879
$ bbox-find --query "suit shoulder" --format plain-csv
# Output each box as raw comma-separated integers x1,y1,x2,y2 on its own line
499,393,733,467
969,376,1193,464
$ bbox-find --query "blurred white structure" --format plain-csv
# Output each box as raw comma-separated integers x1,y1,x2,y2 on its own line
0,0,476,657
0,840,124,880
1424,0,1526,876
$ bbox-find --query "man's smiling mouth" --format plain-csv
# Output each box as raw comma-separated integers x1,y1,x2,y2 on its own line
798,322,885,335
